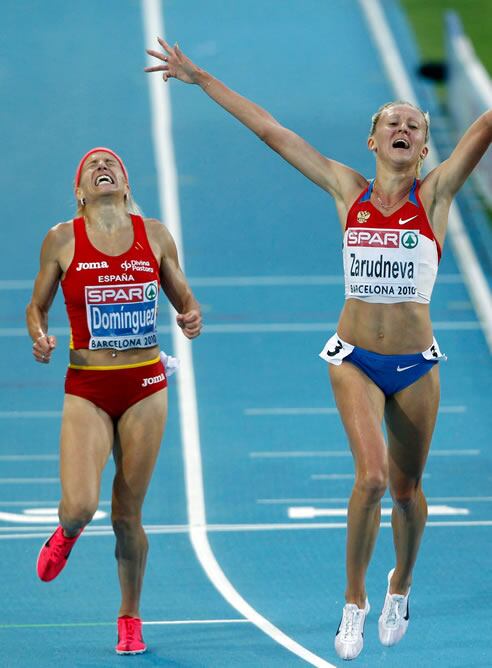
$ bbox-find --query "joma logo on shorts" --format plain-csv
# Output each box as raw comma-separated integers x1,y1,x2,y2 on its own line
141,373,165,388
76,261,109,271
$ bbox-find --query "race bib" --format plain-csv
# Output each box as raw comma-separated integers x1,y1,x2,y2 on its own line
344,227,420,300
85,281,159,351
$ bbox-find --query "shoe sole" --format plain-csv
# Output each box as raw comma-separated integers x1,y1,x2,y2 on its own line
115,648,147,655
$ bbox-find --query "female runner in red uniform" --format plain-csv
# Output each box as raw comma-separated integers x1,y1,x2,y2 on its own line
26,147,201,655
145,39,491,661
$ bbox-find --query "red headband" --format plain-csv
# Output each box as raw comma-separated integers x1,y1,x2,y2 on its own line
74,147,129,191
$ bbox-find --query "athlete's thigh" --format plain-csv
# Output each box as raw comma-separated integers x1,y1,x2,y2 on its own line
385,364,440,483
60,394,115,499
329,362,387,471
113,388,168,504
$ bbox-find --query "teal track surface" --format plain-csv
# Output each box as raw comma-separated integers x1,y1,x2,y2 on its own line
0,1,490,666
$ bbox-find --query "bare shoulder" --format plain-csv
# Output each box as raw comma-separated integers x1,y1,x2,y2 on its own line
143,218,178,264
42,220,74,256
143,216,165,233
333,170,370,227
419,166,452,208
343,169,370,205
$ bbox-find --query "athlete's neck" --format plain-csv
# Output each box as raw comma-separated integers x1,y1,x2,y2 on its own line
374,164,417,198
84,200,131,234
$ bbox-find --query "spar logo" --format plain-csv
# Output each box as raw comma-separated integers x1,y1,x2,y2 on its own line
144,283,158,301
86,285,145,304
346,229,399,248
401,231,418,249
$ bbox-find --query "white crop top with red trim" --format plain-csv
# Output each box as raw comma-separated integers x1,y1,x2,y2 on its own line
343,179,441,304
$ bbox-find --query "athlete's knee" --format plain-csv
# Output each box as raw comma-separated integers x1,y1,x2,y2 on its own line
390,481,423,512
111,510,143,537
60,497,98,528
112,512,147,560
353,470,388,504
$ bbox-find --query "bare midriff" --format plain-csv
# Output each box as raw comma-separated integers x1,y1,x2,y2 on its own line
337,299,433,354
69,345,160,367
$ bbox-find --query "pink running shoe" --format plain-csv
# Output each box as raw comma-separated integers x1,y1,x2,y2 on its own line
36,525,82,582
115,616,147,655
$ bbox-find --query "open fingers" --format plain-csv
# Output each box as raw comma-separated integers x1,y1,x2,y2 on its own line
157,36,173,53
144,64,169,73
146,48,168,62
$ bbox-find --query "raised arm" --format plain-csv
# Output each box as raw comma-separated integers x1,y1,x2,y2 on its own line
26,228,63,363
148,219,202,339
145,38,366,205
430,109,492,199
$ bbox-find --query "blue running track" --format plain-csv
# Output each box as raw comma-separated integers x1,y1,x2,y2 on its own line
0,1,490,666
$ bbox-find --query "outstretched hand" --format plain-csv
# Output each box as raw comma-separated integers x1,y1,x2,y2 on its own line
145,37,198,84
176,309,202,339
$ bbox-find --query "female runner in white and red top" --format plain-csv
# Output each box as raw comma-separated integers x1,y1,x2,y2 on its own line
145,38,492,661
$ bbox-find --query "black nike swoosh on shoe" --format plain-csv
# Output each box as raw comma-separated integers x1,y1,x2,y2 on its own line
404,599,410,621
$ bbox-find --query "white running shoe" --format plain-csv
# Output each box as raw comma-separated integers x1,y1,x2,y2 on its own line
334,598,370,661
378,568,411,646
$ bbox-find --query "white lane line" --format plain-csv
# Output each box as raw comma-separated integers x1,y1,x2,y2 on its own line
360,0,492,351
0,509,106,523
251,449,479,458
142,3,335,667
447,301,473,310
0,478,59,484
311,474,355,480
200,321,479,334
0,500,111,506
0,411,62,418
144,618,250,625
0,455,58,461
0,280,33,290
0,327,172,338
0,274,463,290
0,320,480,337
258,496,492,505
288,505,470,519
0,524,187,533
0,618,250,630
312,473,431,480
1,520,491,540
246,407,340,416
245,405,467,416
191,275,344,286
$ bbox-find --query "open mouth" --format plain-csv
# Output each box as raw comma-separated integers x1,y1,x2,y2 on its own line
95,174,115,186
392,138,410,149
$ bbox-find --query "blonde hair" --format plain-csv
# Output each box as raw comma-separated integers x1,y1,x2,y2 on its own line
369,101,430,175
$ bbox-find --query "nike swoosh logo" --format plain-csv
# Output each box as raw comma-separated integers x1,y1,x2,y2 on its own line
398,215,418,225
397,364,419,372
